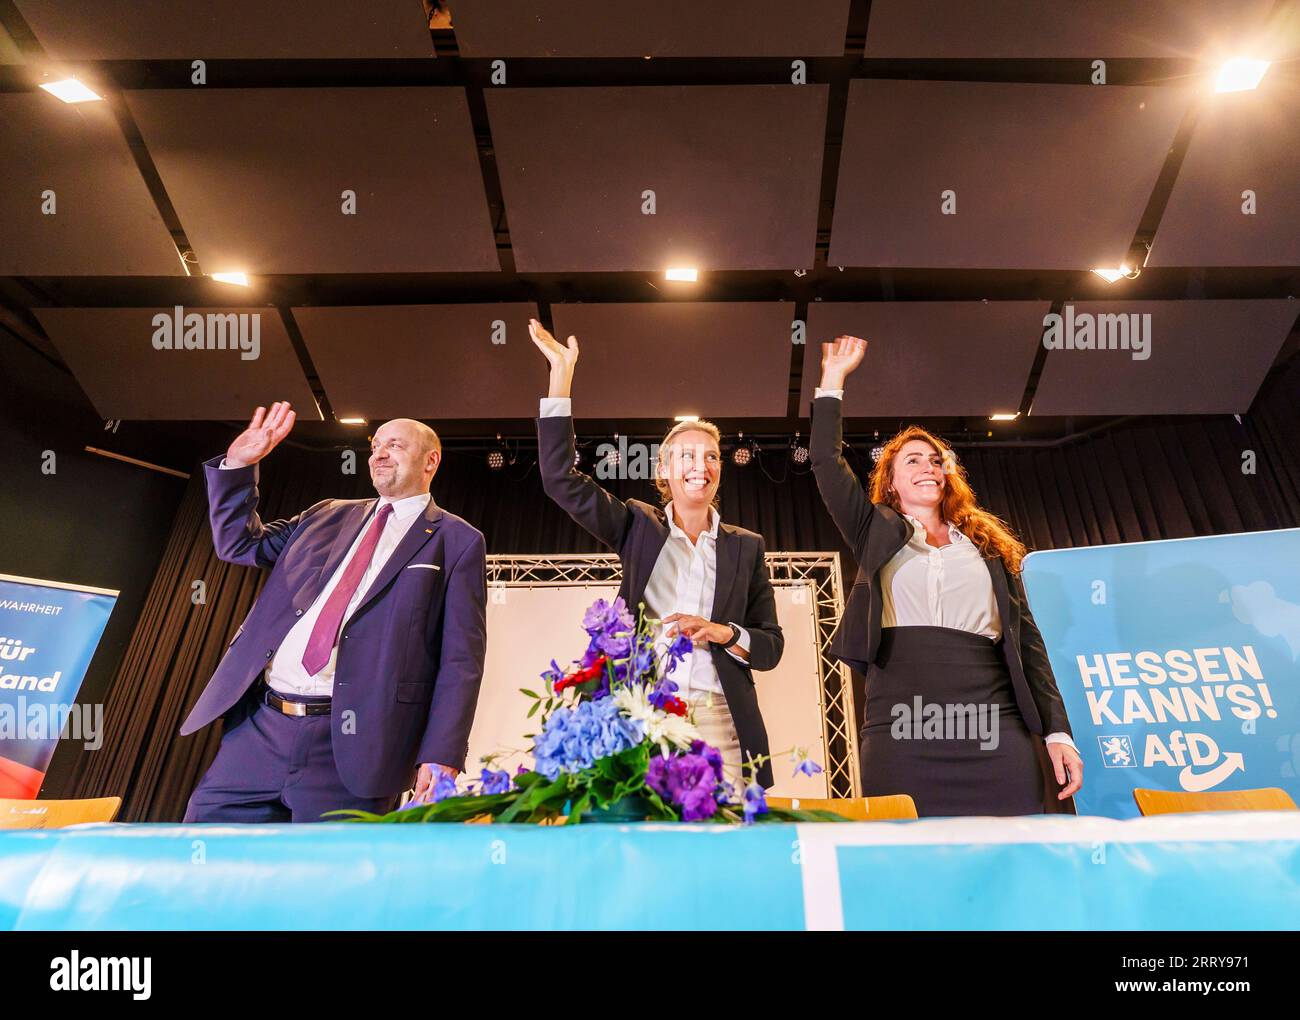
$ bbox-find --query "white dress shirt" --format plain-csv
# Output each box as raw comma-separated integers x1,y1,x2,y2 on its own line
218,459,432,697
813,389,1075,751
541,398,750,700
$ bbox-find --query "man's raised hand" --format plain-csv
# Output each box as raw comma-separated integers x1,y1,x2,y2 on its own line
225,401,296,468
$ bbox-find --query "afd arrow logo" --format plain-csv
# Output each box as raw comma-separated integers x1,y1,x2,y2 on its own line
1179,752,1245,792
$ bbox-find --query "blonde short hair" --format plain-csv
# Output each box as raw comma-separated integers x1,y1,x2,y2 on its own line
653,419,722,508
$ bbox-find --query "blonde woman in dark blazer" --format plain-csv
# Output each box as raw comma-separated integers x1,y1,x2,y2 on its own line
811,336,1082,816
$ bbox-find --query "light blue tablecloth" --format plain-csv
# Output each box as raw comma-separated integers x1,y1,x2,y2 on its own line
3,813,1298,930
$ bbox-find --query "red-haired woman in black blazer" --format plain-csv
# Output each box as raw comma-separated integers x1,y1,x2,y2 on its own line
810,336,1082,816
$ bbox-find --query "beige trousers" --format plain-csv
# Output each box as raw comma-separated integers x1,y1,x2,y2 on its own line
687,695,748,792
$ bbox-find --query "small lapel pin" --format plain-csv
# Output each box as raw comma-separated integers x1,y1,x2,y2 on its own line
425,528,433,534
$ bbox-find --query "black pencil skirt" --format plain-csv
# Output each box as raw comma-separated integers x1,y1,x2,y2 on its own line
859,625,1044,817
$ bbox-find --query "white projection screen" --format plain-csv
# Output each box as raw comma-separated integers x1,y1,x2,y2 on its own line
468,571,837,799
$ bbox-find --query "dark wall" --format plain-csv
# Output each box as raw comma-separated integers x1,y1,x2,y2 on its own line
0,337,187,797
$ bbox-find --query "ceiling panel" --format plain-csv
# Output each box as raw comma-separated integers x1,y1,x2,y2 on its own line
864,0,1275,58
1030,300,1297,415
550,302,795,419
828,80,1191,270
16,0,433,59
1148,82,1300,267
34,307,321,420
0,94,183,276
487,85,828,272
799,302,1050,417
452,0,850,57
294,304,540,420
125,88,498,275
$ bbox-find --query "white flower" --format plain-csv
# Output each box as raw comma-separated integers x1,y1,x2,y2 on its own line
613,685,702,756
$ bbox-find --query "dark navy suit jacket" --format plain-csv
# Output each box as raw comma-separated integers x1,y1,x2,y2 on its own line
181,457,488,798
537,414,784,787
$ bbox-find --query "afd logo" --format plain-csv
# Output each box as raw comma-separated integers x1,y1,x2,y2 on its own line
49,952,151,999
1098,735,1136,768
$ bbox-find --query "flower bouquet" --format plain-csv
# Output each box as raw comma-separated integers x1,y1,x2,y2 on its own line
338,597,845,825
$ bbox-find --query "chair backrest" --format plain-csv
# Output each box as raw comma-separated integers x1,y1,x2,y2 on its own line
1133,787,1298,816
0,797,123,829
766,794,918,821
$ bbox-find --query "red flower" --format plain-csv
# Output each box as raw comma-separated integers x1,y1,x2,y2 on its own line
661,696,687,717
554,655,608,693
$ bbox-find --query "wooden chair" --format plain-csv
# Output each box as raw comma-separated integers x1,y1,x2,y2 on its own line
0,797,123,829
1133,787,1298,816
767,794,918,821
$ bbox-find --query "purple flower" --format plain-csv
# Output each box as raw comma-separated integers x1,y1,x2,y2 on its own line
582,597,634,639
743,782,768,824
690,740,724,783
646,754,671,797
680,786,719,821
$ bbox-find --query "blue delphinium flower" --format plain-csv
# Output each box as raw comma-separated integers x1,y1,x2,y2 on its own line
664,632,694,675
647,676,679,710
431,773,459,802
478,768,512,796
743,782,768,824
793,758,825,779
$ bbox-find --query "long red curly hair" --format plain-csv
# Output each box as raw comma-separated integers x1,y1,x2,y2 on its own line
869,426,1027,575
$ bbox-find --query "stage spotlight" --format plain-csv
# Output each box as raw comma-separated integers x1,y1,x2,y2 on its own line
487,450,505,471
790,434,809,465
675,415,699,423
665,267,698,282
870,445,884,464
337,417,367,425
39,78,102,104
211,271,250,287
573,448,583,469
731,434,753,467
989,412,1020,422
1215,58,1270,94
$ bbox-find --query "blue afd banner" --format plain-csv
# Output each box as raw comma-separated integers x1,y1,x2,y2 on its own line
1022,529,1300,818
0,574,118,798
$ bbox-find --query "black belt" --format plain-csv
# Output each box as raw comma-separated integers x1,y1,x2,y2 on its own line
260,679,331,717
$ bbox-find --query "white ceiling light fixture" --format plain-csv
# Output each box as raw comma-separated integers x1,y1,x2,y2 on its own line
1214,58,1270,94
39,78,103,104
1090,265,1130,283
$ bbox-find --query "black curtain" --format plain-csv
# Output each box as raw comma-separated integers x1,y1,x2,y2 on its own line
61,357,1300,820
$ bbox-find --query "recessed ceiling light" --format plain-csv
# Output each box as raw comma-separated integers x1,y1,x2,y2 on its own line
39,79,102,104
989,412,1020,421
211,271,250,287
338,417,367,425
1214,58,1270,94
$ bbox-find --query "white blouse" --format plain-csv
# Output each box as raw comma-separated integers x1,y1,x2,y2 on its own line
813,387,1075,750
880,514,1001,640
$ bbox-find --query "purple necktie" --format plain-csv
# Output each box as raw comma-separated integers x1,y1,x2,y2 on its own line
301,502,393,676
